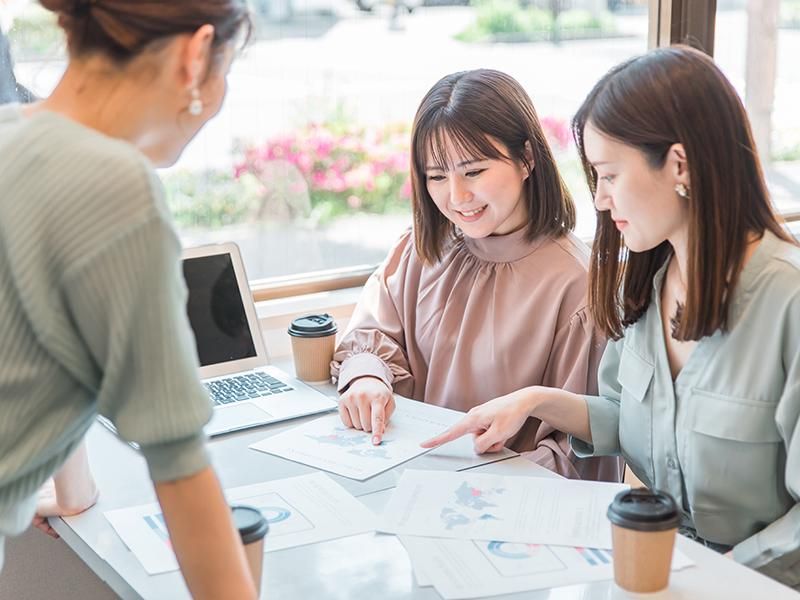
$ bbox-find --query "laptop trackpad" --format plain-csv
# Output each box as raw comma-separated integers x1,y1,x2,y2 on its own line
206,403,273,436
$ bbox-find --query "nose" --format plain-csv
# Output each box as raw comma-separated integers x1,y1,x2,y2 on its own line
593,183,612,212
449,177,473,206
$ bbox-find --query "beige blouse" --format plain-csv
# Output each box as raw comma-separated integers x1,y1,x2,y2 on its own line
331,228,622,482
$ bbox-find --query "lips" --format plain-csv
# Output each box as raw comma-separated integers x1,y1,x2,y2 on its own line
455,205,487,220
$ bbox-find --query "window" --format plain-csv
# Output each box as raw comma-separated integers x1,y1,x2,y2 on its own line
179,0,652,285
5,0,657,293
714,0,800,217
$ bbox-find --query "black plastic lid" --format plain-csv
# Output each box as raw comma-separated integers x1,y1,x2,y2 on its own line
288,313,338,338
607,488,680,532
231,505,269,544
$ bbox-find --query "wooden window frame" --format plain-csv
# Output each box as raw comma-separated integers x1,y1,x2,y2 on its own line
649,0,717,55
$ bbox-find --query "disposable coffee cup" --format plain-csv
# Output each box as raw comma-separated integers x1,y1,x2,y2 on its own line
288,313,338,383
607,488,680,593
231,504,269,595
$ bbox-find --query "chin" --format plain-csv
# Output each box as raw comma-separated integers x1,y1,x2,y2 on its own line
459,225,495,239
139,138,186,168
158,155,179,168
622,235,660,254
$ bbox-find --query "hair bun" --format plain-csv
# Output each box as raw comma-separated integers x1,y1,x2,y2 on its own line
40,0,93,16
38,0,250,63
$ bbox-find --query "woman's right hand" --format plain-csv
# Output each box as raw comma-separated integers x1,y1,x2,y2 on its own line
420,388,536,454
338,376,396,445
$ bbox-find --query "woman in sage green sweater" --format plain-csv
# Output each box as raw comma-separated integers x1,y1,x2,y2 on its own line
0,1,258,598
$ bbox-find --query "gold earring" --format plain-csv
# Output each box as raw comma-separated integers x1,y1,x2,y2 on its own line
675,183,690,199
188,88,203,116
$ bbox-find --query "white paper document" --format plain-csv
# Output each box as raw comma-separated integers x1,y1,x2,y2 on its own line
378,470,628,549
249,400,487,480
104,472,375,575
423,429,517,470
400,536,694,599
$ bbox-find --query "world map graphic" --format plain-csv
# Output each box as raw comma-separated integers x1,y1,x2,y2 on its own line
440,481,505,529
306,427,392,459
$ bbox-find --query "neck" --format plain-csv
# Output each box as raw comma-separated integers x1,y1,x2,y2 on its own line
30,58,158,150
668,226,690,295
668,229,764,296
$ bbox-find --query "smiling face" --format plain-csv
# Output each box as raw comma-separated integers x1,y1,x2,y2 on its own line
583,121,690,253
424,135,530,238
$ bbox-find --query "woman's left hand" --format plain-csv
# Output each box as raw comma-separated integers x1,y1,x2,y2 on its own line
31,441,100,538
33,478,62,538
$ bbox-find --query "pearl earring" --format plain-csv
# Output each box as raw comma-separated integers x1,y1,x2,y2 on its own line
188,88,203,116
675,183,690,199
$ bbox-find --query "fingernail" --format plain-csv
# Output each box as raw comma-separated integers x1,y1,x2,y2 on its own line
372,436,380,445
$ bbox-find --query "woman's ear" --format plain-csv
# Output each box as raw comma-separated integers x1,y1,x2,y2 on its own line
668,142,690,188
522,140,535,180
182,24,216,89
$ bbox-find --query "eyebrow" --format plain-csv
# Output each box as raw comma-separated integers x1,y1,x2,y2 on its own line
590,161,614,167
425,159,486,171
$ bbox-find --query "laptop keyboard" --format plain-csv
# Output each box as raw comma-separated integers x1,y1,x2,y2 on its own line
205,372,294,406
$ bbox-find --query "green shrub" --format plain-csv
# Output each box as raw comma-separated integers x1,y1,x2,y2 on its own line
559,9,601,30
526,7,554,32
475,0,531,35
781,0,800,25
773,143,800,163
457,3,617,43
7,6,64,61
161,169,260,228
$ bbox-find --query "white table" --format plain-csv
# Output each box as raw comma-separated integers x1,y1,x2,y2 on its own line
53,399,800,600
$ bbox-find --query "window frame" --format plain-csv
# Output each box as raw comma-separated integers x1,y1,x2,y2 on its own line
650,0,717,54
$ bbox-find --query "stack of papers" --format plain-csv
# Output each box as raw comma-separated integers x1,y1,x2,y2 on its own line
378,470,694,599
104,472,376,575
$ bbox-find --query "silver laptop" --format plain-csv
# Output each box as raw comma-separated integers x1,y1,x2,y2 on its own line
183,242,337,436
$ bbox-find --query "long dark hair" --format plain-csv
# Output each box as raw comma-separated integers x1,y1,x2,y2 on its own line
573,45,791,341
40,0,250,64
410,69,575,263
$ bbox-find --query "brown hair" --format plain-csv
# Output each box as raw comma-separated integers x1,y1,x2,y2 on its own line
410,69,575,263
40,0,250,64
573,45,792,341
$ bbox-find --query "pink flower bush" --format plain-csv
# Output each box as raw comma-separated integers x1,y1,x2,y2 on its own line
540,116,572,152
234,116,572,221
235,122,412,219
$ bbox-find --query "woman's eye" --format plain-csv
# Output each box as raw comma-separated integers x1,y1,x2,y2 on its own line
427,174,446,182
465,169,486,178
599,174,616,183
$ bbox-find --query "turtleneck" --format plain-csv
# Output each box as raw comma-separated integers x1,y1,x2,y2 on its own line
462,225,547,263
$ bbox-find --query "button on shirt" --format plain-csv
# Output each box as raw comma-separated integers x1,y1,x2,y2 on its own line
571,230,800,590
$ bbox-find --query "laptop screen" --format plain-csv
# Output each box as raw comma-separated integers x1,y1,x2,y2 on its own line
183,253,257,367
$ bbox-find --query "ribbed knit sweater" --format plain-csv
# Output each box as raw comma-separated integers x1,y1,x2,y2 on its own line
0,105,212,563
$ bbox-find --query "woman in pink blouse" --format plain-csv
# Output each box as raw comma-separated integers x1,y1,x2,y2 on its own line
331,69,622,481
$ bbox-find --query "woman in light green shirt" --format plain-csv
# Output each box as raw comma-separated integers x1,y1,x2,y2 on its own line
423,46,800,590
